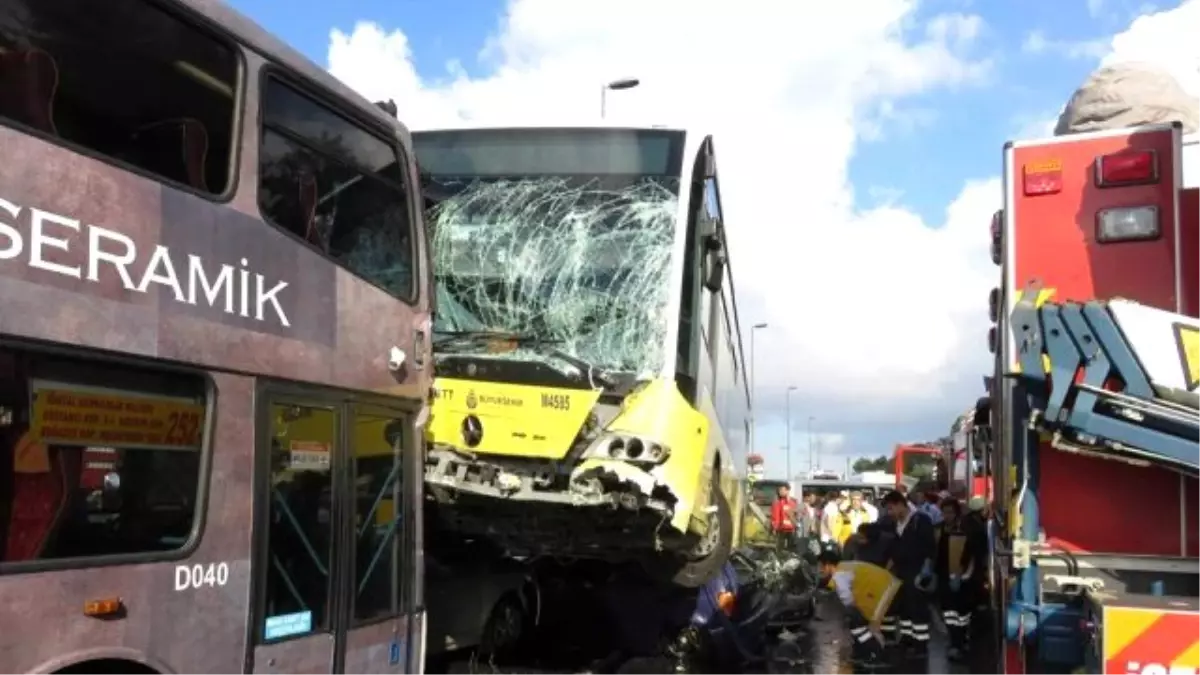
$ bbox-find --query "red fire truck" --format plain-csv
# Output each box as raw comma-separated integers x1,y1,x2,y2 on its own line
948,405,992,499
984,72,1199,675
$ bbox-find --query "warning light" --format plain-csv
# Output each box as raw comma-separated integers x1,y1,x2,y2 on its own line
1095,149,1157,187
1023,159,1063,196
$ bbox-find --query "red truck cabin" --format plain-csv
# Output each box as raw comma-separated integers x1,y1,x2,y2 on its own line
1000,122,1199,558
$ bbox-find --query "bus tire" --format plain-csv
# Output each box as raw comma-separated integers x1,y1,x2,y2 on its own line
670,482,734,588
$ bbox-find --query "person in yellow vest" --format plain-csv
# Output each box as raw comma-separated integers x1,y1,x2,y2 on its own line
840,491,874,545
817,547,902,665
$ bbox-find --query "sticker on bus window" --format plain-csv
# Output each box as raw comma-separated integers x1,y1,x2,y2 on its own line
264,611,312,640
289,440,331,471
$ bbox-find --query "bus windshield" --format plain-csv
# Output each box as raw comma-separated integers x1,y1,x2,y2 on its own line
414,128,686,377
896,447,942,490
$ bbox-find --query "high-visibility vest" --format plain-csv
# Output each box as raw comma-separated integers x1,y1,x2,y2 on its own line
829,560,902,624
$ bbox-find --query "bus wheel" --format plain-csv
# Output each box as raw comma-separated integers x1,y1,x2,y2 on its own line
670,484,734,588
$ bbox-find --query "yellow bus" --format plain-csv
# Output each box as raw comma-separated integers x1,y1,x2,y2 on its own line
414,125,751,586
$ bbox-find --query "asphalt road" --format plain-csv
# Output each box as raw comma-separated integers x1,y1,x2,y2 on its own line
768,592,961,674
439,588,974,674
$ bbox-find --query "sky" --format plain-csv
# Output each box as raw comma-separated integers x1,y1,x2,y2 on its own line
229,0,1199,478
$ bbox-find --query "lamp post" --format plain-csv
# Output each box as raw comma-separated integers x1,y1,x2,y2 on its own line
807,416,816,473
600,78,640,119
749,322,768,460
785,385,797,482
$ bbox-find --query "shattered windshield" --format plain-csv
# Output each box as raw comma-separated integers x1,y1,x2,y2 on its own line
415,128,685,378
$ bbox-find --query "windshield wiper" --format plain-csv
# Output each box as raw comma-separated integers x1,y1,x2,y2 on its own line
433,330,616,389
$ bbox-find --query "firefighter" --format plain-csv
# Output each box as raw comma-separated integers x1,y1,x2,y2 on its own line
880,489,937,656
936,497,981,659
817,545,901,666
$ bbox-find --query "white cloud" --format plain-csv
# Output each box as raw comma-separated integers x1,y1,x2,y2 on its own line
1021,29,1109,60
1100,0,1200,97
328,0,997,416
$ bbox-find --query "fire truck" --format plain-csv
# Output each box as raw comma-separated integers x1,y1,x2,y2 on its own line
984,65,1199,674
948,405,992,499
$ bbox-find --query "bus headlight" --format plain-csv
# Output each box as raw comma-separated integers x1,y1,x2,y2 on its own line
588,434,671,464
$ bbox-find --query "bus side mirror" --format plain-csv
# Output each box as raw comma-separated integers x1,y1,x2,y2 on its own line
703,234,725,292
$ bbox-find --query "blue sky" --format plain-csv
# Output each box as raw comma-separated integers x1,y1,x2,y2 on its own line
232,0,501,79
231,0,1161,224
229,0,1194,477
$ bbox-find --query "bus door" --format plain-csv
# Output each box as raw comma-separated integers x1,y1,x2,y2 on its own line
250,393,417,674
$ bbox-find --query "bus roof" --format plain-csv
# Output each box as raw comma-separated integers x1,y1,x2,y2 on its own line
180,0,408,137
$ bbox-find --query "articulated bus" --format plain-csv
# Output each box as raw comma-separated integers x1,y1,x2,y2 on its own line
0,0,431,672
413,125,751,586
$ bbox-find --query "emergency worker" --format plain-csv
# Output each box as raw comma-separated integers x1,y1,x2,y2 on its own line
817,547,901,665
960,494,988,610
936,498,982,659
821,491,848,551
881,490,936,654
846,491,875,528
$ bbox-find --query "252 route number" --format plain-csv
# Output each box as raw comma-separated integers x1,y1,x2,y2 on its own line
175,562,229,591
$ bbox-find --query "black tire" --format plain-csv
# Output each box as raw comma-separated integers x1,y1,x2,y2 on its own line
478,591,527,661
670,482,734,588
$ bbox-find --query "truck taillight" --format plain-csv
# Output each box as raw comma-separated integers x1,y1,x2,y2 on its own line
1097,205,1160,243
1095,149,1158,187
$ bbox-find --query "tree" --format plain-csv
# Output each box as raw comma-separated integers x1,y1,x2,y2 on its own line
851,455,891,473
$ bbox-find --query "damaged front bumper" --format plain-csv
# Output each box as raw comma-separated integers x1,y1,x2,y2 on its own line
425,449,682,523
423,442,709,561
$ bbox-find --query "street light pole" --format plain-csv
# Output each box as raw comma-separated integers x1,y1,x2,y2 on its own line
749,322,768,462
785,385,797,483
807,416,816,473
600,77,641,119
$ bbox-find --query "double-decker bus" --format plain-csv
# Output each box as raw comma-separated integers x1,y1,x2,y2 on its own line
0,0,431,672
413,125,751,586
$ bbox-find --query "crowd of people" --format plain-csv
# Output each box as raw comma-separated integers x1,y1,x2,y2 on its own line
770,483,993,669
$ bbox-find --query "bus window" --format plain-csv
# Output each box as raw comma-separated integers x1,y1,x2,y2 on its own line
0,347,207,564
258,77,415,301
0,0,237,194
263,403,336,641
351,407,403,624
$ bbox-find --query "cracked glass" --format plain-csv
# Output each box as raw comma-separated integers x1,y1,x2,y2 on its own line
415,128,686,379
